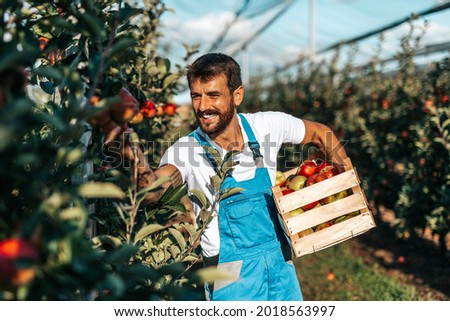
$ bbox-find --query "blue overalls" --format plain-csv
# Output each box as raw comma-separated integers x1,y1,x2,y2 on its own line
190,114,303,301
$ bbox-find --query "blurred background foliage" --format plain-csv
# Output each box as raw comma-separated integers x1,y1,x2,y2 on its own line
0,0,204,300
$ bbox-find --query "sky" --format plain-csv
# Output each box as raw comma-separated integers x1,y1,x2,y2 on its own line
157,0,450,103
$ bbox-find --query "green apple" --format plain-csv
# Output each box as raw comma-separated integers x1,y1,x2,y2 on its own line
314,220,333,231
346,210,360,217
333,215,350,224
289,207,305,216
335,190,348,200
297,228,314,238
275,170,286,187
287,175,308,191
320,194,337,205
321,189,348,205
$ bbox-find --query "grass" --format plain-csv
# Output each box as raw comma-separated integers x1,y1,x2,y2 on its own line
294,242,421,301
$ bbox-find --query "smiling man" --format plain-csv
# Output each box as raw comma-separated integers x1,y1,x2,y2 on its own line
119,53,348,301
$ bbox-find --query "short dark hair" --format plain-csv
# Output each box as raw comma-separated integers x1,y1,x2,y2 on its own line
186,53,242,94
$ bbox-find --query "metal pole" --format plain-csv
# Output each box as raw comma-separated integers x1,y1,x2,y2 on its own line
242,46,249,86
309,0,315,64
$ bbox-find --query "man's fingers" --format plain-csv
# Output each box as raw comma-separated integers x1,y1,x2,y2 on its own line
104,125,125,144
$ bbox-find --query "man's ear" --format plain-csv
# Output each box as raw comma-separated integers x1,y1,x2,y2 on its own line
233,85,244,106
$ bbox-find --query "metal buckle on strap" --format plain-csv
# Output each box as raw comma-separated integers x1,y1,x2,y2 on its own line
248,141,263,160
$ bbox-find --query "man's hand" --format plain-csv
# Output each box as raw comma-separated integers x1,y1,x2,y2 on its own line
301,119,348,166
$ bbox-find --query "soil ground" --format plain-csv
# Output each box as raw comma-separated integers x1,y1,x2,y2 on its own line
348,205,449,301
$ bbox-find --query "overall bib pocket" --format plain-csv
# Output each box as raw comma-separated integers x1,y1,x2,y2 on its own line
223,192,277,250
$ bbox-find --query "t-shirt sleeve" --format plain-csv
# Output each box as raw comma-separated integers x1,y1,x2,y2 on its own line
159,136,195,183
253,111,305,145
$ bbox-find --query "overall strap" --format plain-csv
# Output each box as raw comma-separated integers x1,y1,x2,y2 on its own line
188,131,220,172
238,114,263,161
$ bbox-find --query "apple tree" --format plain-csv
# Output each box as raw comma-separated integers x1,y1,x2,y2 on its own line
0,0,207,300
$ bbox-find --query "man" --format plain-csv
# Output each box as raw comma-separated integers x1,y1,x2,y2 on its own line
116,53,348,301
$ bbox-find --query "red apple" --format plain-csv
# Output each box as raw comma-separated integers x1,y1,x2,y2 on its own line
305,174,317,187
297,160,318,177
320,165,339,178
163,102,177,116
314,220,333,231
141,100,157,118
316,162,331,173
110,87,140,124
0,238,38,286
302,199,319,211
314,172,328,183
282,188,295,195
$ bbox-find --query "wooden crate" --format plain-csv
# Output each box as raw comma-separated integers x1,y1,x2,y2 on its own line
272,158,376,257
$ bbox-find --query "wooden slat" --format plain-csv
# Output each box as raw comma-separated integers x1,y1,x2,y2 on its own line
274,169,360,214
284,191,368,235
292,211,375,257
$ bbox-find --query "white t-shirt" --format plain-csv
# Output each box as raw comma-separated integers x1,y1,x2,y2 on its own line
160,111,306,257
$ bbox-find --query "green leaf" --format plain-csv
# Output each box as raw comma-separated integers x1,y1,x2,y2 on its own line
203,145,222,166
49,16,77,31
223,149,241,164
199,208,214,226
33,66,63,82
442,118,450,129
39,81,55,94
80,12,106,41
182,253,199,263
136,175,171,198
134,224,165,242
92,235,123,248
105,244,138,264
118,6,143,21
169,228,186,249
220,150,241,176
210,175,222,192
190,189,209,208
155,57,170,75
219,187,244,201
108,169,133,189
168,245,181,257
181,224,197,237
160,183,188,206
152,250,165,263
78,182,125,199
109,37,139,57
196,266,235,283
59,207,85,221
162,73,179,89
56,147,83,166
35,112,67,131
167,203,187,213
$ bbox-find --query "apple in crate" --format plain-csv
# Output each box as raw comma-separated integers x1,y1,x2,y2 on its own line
286,175,307,191
297,160,318,177
314,220,334,231
275,170,287,187
297,228,314,238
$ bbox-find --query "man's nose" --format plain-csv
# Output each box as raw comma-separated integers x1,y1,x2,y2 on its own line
197,96,210,111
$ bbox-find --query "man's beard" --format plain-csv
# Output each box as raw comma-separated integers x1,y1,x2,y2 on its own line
196,102,236,136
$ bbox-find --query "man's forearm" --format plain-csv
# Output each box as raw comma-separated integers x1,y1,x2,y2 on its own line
134,154,183,206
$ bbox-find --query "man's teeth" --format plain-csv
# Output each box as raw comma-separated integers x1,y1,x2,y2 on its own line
202,114,217,119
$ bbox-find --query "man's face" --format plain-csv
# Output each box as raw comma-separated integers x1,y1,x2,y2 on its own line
190,73,237,136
